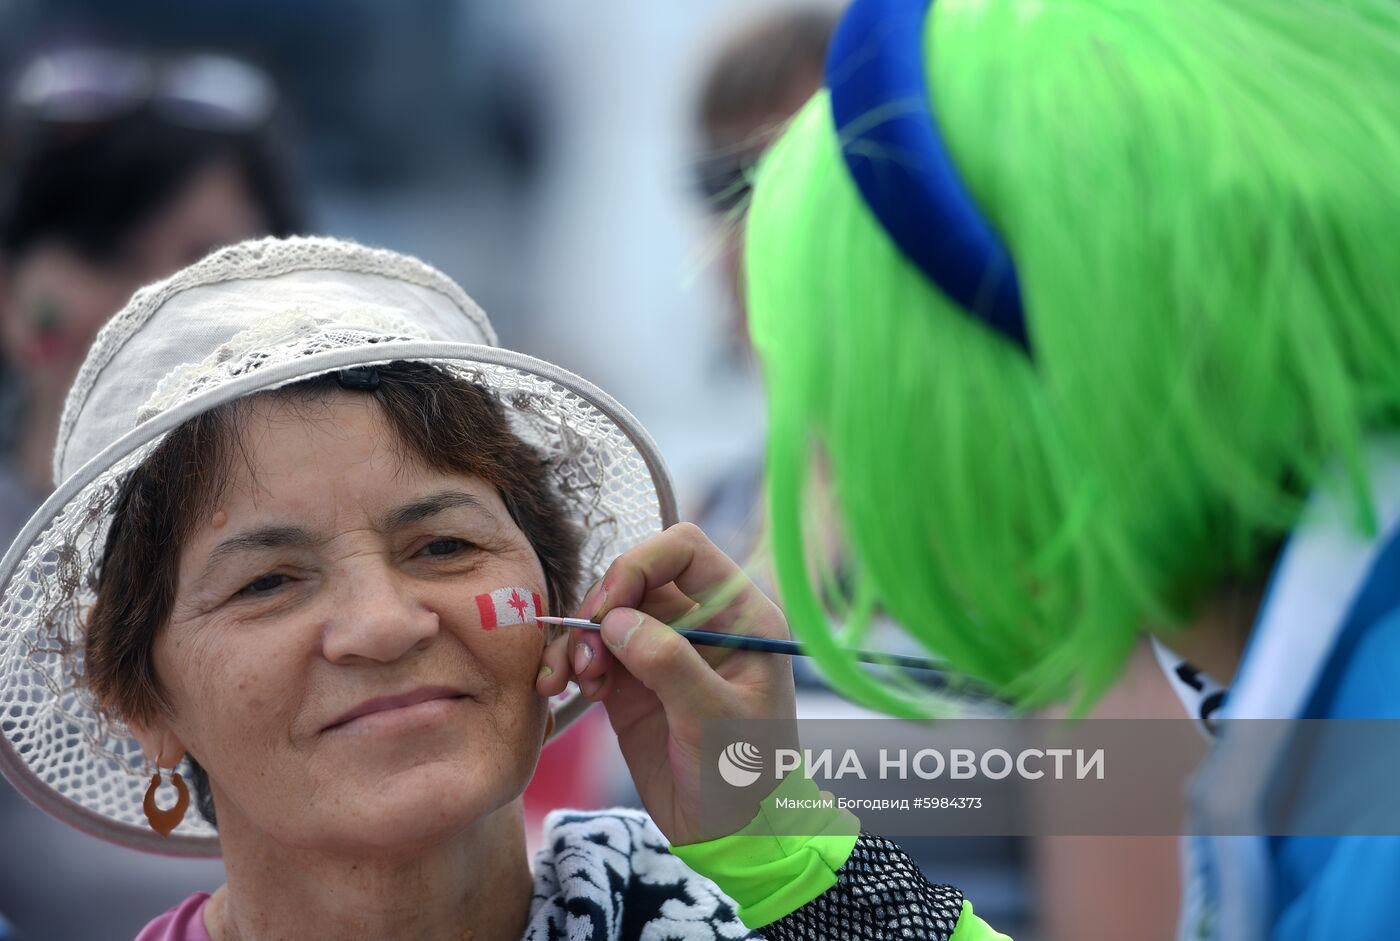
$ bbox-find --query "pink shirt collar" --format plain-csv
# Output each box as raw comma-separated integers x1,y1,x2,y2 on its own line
133,892,212,941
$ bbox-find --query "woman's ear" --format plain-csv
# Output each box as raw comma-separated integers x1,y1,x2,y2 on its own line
126,719,189,770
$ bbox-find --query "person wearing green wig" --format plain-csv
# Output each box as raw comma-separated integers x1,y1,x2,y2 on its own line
734,0,1400,937
568,0,1400,935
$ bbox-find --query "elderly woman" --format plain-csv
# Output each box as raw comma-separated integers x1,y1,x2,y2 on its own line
0,238,1000,941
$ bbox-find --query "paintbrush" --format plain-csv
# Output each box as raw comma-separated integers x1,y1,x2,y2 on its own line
534,614,999,697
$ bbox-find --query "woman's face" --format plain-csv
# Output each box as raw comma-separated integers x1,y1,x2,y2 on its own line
144,392,552,853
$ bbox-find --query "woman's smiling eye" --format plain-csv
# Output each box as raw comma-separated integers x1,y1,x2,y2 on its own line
420,537,470,558
238,573,290,596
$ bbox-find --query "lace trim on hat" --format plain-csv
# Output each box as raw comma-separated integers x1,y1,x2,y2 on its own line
135,309,426,424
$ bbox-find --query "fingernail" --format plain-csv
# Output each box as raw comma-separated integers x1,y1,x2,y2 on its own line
580,675,602,698
580,582,608,621
537,664,554,680
573,641,593,674
601,608,644,650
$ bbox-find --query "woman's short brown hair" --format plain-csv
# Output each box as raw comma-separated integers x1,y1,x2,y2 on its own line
84,361,584,824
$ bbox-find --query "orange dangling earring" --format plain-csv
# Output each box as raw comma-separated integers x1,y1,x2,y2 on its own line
143,763,190,837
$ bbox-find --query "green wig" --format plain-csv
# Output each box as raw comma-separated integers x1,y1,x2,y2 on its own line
745,0,1400,715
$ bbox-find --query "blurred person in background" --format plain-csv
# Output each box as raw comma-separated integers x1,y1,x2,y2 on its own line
688,8,835,562
692,8,835,366
0,43,303,546
0,42,303,939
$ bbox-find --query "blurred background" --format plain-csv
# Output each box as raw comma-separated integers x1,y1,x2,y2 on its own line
0,2,1187,938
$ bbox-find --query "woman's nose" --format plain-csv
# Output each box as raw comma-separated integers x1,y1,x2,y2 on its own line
320,564,439,664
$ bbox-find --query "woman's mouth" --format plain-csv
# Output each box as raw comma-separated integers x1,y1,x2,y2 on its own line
322,686,469,734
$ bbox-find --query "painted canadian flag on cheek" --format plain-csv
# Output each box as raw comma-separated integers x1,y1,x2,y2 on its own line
474,587,543,630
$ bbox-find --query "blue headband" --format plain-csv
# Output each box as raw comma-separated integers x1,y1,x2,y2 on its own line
825,0,1028,351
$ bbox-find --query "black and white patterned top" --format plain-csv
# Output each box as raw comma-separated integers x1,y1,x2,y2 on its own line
525,810,754,940
525,809,965,941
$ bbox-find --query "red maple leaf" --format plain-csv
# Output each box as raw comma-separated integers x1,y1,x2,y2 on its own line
508,589,531,622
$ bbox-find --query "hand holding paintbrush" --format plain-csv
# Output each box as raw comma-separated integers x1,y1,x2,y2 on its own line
533,523,801,846
532,523,999,846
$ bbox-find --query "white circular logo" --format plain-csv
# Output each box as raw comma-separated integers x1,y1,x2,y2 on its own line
717,741,764,787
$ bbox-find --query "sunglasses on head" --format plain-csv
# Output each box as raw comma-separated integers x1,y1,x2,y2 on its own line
10,47,277,133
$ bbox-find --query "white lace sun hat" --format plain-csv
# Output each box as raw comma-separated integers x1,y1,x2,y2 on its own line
0,236,678,857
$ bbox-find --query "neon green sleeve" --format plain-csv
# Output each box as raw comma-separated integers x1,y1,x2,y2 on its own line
669,770,860,928
951,900,1014,940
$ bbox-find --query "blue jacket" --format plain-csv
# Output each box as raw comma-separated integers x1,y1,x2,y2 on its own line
1184,440,1400,941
